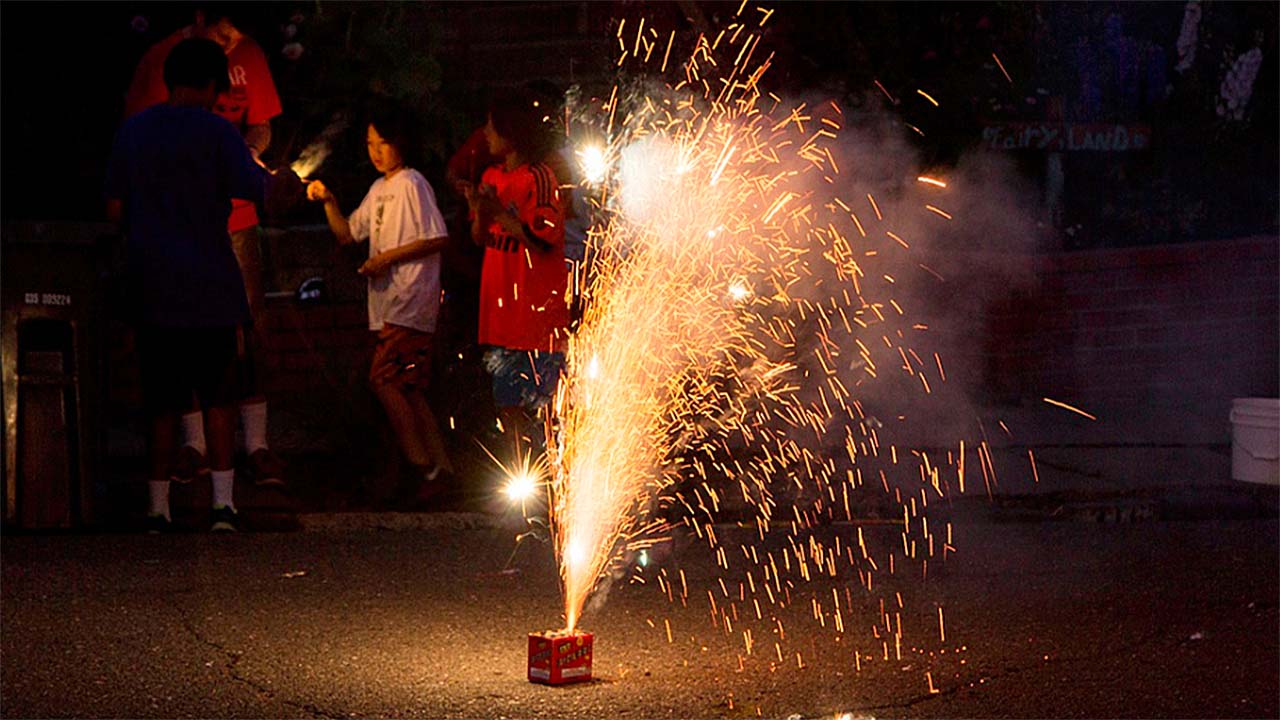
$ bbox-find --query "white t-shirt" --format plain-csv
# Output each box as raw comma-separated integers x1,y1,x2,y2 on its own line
348,168,447,333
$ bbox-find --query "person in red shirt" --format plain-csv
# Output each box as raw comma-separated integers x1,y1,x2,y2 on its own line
464,91,570,458
123,4,286,488
446,82,569,193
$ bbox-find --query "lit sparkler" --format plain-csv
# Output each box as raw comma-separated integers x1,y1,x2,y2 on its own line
289,115,348,181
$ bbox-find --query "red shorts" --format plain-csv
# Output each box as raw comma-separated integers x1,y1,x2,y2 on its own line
370,324,433,392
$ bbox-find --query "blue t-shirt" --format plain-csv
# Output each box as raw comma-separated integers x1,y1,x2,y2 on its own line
105,104,266,327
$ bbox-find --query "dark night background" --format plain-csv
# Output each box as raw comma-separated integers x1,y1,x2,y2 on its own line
2,1,1277,247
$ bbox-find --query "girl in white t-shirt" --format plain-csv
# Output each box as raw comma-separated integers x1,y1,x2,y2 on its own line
307,108,454,503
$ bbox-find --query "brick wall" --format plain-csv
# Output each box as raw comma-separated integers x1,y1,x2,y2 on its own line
986,236,1279,441
100,230,1277,454
430,2,611,94
254,225,496,457
259,225,372,398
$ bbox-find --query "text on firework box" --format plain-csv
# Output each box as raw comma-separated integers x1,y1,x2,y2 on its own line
527,630,593,685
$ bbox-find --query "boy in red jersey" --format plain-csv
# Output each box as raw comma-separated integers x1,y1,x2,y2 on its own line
464,91,570,457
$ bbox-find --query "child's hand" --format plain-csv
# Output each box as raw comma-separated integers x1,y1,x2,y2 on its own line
472,185,504,217
495,212,523,237
306,180,333,203
358,253,393,277
461,181,491,214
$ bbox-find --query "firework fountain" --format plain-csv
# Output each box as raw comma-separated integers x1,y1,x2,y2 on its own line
536,3,1003,691
561,8,875,616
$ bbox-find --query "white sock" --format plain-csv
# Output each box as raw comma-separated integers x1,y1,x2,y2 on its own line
240,401,268,454
149,481,171,520
182,411,207,454
211,469,236,511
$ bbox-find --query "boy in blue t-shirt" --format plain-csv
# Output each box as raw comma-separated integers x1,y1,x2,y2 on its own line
105,38,269,532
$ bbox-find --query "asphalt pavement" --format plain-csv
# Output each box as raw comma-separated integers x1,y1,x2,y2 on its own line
2,510,1277,719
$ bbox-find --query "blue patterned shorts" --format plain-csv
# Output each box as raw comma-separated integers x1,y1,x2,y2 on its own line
483,347,565,409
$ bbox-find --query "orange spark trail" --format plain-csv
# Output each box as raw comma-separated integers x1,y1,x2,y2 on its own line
1042,397,1098,421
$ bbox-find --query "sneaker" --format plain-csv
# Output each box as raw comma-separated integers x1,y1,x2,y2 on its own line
210,505,240,533
169,445,211,484
247,448,287,487
144,513,172,534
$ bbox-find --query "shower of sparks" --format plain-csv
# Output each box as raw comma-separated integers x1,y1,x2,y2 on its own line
544,2,995,689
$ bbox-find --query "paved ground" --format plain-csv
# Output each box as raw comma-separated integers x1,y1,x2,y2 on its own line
3,507,1277,719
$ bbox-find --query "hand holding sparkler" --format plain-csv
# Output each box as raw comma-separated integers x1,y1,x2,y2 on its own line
306,179,335,204
464,181,555,253
462,181,504,219
307,180,355,246
464,181,518,248
493,210,526,239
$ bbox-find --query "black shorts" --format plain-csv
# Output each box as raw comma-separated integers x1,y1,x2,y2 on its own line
237,320,265,400
136,326,242,415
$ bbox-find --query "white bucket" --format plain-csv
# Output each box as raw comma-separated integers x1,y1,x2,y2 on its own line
1230,398,1280,485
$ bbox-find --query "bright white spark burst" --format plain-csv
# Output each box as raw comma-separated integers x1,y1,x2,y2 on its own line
504,471,539,502
577,144,610,185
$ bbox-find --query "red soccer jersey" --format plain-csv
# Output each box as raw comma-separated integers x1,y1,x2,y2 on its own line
123,28,283,232
477,163,570,351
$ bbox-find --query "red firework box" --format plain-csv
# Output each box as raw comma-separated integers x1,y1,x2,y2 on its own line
527,630,593,685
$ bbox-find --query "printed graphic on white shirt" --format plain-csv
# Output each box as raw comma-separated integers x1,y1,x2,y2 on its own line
348,169,448,333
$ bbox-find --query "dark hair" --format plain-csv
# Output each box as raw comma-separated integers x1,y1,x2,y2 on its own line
195,2,251,32
367,101,423,169
163,38,230,94
487,87,554,161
